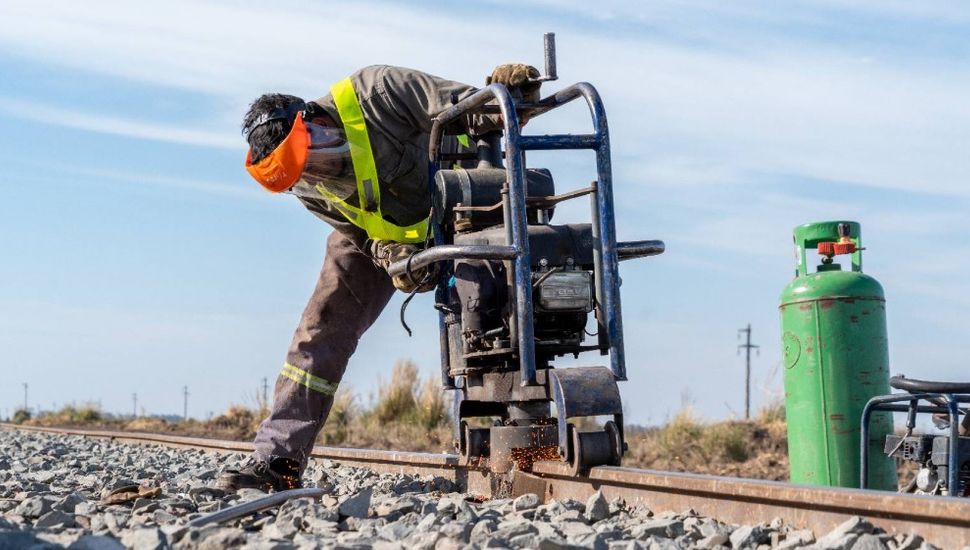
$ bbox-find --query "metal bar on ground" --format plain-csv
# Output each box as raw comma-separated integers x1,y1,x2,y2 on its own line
188,488,327,528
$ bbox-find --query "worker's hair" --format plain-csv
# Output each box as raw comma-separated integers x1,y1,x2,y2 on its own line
242,93,304,164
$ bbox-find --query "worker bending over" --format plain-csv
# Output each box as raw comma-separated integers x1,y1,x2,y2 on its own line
217,64,540,491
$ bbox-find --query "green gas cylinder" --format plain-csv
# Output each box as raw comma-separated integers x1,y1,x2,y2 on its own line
779,221,896,490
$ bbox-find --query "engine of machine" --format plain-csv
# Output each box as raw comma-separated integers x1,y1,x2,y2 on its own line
435,166,596,374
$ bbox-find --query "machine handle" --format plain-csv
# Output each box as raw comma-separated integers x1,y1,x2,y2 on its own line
617,240,665,261
386,244,517,279
538,32,558,82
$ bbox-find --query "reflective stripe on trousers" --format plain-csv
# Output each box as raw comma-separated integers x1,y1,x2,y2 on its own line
280,363,338,396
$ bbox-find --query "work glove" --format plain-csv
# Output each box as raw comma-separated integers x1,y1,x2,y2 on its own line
487,63,542,103
369,240,440,293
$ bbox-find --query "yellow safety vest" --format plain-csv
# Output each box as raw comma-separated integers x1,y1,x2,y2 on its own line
313,78,429,244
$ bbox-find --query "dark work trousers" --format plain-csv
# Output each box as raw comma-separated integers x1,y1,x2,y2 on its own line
254,231,395,468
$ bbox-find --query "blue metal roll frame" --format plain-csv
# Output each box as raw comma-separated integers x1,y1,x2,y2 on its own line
386,82,632,389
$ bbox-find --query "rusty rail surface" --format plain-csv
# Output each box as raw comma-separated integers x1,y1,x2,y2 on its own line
522,462,970,548
4,424,968,547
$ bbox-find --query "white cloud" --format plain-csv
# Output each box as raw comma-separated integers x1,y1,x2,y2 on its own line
484,0,970,27
0,96,239,149
2,0,966,197
0,0,502,97
42,162,264,200
811,1,970,23
607,42,970,196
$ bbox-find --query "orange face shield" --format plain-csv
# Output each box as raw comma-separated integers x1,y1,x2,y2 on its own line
245,114,310,193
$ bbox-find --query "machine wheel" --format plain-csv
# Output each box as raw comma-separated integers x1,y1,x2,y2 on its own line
568,422,621,476
604,420,624,465
460,422,490,460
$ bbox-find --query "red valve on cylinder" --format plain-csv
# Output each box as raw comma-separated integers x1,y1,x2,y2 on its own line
818,223,859,259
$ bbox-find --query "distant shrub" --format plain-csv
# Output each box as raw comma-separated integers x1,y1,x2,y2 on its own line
655,408,704,461
367,360,450,429
757,400,786,423
701,422,750,463
32,404,102,426
415,376,448,430
125,417,170,432
12,408,31,424
373,361,420,425
211,405,256,430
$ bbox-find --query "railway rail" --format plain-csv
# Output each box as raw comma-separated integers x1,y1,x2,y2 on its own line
3,423,969,548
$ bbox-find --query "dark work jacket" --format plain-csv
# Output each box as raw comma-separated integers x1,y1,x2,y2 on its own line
293,65,493,252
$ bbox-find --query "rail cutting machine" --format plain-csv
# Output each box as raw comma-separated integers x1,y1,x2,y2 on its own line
387,34,664,475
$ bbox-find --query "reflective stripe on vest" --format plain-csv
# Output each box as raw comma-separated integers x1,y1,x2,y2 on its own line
322,78,429,244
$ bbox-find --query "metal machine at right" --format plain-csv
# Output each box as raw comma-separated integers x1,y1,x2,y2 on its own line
862,377,970,497
388,33,664,476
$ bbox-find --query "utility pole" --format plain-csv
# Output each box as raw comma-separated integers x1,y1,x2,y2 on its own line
22,383,28,412
737,324,760,420
132,393,138,418
182,386,189,421
261,377,269,408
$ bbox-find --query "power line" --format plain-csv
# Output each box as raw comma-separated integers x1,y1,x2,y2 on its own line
737,324,760,420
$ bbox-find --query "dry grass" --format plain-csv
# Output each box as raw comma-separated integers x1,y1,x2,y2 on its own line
625,402,789,481
372,362,420,423
416,376,449,430
28,404,102,426
206,404,264,439
320,360,452,451
367,361,448,428
318,388,358,445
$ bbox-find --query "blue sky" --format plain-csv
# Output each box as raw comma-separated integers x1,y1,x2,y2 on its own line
1,1,969,425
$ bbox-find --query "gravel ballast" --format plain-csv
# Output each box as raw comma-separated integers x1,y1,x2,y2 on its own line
0,428,946,549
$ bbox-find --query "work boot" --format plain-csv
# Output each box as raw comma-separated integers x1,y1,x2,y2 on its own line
215,457,302,493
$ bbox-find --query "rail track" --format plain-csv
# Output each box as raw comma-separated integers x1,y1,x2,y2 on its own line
3,423,969,548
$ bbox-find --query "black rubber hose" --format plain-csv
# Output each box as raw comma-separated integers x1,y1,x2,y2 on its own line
890,375,970,394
